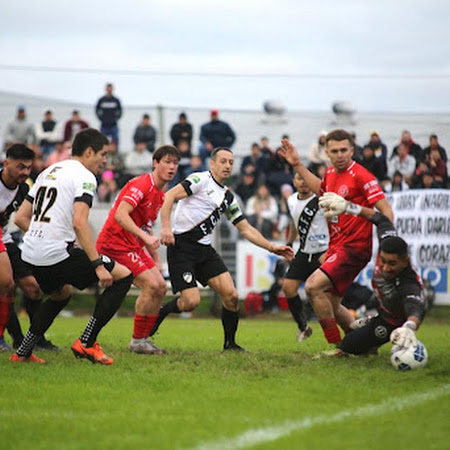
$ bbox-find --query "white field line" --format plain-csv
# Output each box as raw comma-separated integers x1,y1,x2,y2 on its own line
191,383,450,450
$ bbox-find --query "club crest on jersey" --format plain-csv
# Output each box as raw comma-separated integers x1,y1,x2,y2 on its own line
337,185,349,197
374,325,388,339
183,272,193,283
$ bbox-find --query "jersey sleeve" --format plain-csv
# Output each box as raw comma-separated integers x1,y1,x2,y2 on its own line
358,168,385,205
121,176,147,208
74,171,97,207
371,212,397,242
225,194,245,225
181,172,205,196
401,284,427,322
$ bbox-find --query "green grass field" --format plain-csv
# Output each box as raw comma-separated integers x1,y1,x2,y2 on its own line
1,309,450,450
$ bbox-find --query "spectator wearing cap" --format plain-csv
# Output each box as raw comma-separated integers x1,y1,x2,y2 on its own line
388,142,416,185
4,106,36,152
170,112,193,150
365,130,388,174
199,109,236,164
423,134,447,163
391,130,423,162
35,109,61,159
133,113,157,153
95,82,122,146
63,110,89,143
308,130,328,171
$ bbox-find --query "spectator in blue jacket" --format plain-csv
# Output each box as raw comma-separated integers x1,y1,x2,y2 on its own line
95,83,122,146
199,109,236,164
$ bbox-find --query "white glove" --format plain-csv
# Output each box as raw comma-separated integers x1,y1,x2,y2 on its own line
319,192,349,218
390,326,417,348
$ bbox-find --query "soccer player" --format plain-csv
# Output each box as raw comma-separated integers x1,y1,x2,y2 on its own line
152,147,294,351
282,172,329,342
278,130,393,348
10,128,133,364
318,192,426,355
96,145,180,355
0,144,58,351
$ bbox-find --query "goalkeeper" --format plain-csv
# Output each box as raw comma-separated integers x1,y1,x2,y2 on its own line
319,192,427,355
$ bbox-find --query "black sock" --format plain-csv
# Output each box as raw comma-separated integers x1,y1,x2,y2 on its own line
287,295,307,331
149,296,180,337
81,274,132,347
23,295,42,324
16,296,71,357
222,307,239,347
6,303,24,348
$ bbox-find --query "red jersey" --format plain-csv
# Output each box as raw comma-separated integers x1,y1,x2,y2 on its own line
320,161,385,253
97,173,164,252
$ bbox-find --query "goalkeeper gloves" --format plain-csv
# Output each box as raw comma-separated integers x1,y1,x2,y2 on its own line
318,192,362,218
390,321,418,348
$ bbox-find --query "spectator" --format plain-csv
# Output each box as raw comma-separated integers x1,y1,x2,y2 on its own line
124,142,153,177
4,106,36,152
308,130,328,171
388,143,416,185
423,134,447,163
266,135,294,196
277,183,294,238
169,139,192,188
421,171,439,189
379,176,393,193
240,142,269,183
45,141,71,168
351,131,364,162
410,161,432,189
360,145,386,181
391,130,423,162
366,130,388,174
391,171,409,192
95,82,122,146
104,140,126,187
35,110,61,159
63,110,89,143
235,166,258,205
170,112,193,150
97,170,118,203
260,136,274,159
184,155,206,177
30,155,45,182
199,109,236,163
428,147,448,187
133,113,157,153
245,184,279,239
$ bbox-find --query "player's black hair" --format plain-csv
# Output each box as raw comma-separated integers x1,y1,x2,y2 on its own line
6,144,35,161
380,236,408,258
153,145,181,163
211,147,233,160
72,128,109,156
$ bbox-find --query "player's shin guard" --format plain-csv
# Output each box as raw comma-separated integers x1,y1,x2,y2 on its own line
319,318,342,345
16,296,71,357
81,274,132,347
222,307,239,347
149,296,180,337
287,295,307,331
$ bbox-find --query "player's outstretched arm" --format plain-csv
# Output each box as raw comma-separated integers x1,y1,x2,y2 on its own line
160,184,189,246
235,219,294,261
278,138,321,195
14,199,33,233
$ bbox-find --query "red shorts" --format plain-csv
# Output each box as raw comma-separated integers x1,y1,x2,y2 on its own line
97,245,155,278
320,245,371,297
0,231,5,253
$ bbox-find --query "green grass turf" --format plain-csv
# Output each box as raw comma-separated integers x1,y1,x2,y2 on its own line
1,309,449,450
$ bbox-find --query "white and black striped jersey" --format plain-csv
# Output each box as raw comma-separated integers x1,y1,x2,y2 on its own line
173,171,244,245
287,192,329,254
21,159,97,266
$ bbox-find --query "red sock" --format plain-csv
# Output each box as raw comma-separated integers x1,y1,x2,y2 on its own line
145,314,158,337
0,296,10,338
133,314,148,339
319,318,342,344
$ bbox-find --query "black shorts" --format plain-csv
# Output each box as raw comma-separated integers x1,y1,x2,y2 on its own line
340,315,397,355
284,250,325,282
6,242,33,280
28,247,115,295
167,236,228,293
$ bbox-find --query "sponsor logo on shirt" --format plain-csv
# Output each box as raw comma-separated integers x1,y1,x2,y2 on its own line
82,182,96,193
363,180,380,194
189,175,201,183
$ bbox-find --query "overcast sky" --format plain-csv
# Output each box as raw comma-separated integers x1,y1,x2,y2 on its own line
1,0,449,112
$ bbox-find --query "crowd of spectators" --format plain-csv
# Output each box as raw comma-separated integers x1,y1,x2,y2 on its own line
1,83,448,236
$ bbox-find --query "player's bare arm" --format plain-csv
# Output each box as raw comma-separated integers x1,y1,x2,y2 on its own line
373,197,394,222
279,138,321,195
73,202,113,288
14,199,33,233
235,219,295,261
160,184,189,246
115,201,160,251
286,222,298,246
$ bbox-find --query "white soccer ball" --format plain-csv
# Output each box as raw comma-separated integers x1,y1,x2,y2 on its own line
390,340,428,371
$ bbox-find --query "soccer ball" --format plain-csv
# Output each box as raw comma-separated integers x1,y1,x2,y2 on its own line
390,340,428,371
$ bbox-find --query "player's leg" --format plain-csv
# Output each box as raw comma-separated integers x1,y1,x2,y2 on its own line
0,251,15,295
129,267,167,355
305,269,342,345
207,272,245,351
0,294,13,351
332,301,356,335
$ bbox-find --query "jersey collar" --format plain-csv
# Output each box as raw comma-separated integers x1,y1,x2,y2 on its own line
209,171,224,188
